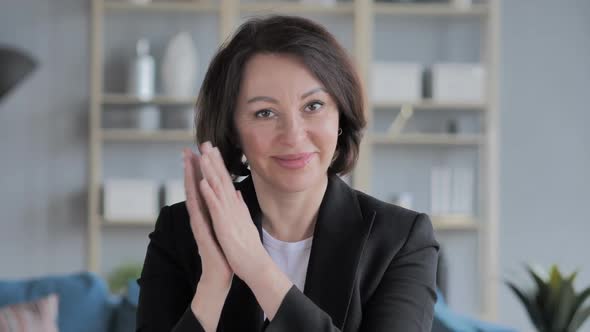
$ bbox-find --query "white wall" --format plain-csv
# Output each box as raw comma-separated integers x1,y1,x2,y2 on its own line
499,1,590,331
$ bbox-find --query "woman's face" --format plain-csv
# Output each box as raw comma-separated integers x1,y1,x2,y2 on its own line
234,53,340,193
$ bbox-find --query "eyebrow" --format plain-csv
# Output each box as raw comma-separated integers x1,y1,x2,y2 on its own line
246,87,327,104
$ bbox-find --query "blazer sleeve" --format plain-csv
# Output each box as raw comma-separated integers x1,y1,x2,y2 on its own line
266,213,439,332
136,205,207,332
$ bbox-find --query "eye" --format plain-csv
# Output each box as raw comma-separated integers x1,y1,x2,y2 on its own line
255,109,275,118
305,101,324,113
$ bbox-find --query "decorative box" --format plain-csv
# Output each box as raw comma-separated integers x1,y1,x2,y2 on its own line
430,63,486,103
371,62,423,103
103,179,159,221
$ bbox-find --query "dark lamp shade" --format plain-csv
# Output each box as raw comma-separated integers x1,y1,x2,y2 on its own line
0,47,37,101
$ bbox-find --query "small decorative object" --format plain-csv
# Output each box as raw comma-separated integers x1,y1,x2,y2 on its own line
127,38,155,100
164,179,185,206
506,264,590,332
0,47,37,102
108,262,143,294
388,104,414,136
446,118,459,134
371,62,423,103
391,192,413,209
0,294,59,332
126,38,159,130
431,166,452,215
103,179,159,221
161,32,199,98
431,166,474,216
131,105,160,131
450,167,473,215
429,63,486,103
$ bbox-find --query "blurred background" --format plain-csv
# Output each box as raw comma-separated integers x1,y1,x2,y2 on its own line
1,0,589,331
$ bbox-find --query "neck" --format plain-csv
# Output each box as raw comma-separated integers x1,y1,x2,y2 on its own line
251,173,329,242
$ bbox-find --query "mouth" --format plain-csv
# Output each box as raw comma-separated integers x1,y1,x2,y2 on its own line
272,153,315,169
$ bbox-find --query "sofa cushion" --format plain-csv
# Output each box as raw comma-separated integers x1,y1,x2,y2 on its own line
0,272,116,332
0,293,59,332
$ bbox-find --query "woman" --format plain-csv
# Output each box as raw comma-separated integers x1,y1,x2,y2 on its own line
137,15,439,332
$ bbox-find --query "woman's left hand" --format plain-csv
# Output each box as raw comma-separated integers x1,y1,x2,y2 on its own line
197,142,270,284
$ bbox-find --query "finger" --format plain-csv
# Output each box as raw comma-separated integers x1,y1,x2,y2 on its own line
199,178,225,235
189,152,209,215
199,141,214,156
200,152,228,204
200,146,235,204
183,148,200,217
184,149,213,241
210,147,237,200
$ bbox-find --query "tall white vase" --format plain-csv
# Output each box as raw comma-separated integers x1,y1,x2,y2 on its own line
161,32,199,98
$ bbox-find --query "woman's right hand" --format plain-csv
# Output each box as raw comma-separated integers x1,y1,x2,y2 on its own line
183,143,234,292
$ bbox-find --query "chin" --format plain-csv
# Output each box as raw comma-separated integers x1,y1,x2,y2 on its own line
272,174,318,192
256,164,326,193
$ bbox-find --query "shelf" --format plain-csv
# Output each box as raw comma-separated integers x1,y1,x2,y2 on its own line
102,217,156,227
102,129,194,142
371,133,483,146
102,93,196,106
432,215,478,231
373,3,488,16
373,100,486,111
103,1,218,13
240,2,354,14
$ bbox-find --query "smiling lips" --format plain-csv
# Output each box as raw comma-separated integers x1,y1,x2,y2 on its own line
272,153,315,169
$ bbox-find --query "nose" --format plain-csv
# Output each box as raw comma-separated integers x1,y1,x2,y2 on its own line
279,111,306,147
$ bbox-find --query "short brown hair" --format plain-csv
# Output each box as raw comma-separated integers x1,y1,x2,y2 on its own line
195,15,366,179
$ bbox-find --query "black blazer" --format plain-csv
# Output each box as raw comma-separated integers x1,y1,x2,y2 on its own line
137,174,439,332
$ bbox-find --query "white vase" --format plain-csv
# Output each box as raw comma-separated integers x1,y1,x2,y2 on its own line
161,32,199,98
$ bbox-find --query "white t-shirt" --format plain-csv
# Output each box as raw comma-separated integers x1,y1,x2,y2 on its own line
262,227,313,294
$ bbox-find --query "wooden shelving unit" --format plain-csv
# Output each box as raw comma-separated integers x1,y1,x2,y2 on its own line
372,3,488,16
102,217,156,227
370,133,483,146
373,100,486,111
101,129,194,142
101,93,196,106
240,2,355,14
88,0,500,319
103,1,219,13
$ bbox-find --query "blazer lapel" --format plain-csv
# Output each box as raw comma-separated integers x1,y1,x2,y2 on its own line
223,175,375,330
303,174,375,329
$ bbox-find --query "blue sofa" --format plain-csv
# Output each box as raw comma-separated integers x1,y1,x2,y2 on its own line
0,271,516,332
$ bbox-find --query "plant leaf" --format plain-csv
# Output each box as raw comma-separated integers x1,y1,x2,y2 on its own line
506,280,547,331
568,286,590,328
526,264,550,321
569,305,590,332
554,276,576,331
547,265,564,326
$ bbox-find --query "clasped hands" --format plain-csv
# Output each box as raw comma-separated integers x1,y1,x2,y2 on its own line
183,141,272,292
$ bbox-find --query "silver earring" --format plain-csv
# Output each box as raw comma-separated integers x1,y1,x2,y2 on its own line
338,128,343,136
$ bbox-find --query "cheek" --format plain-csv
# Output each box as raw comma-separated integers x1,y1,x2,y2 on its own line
236,125,272,158
313,113,339,148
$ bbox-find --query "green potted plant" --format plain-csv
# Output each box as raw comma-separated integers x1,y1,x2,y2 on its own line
108,262,143,295
505,264,590,332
